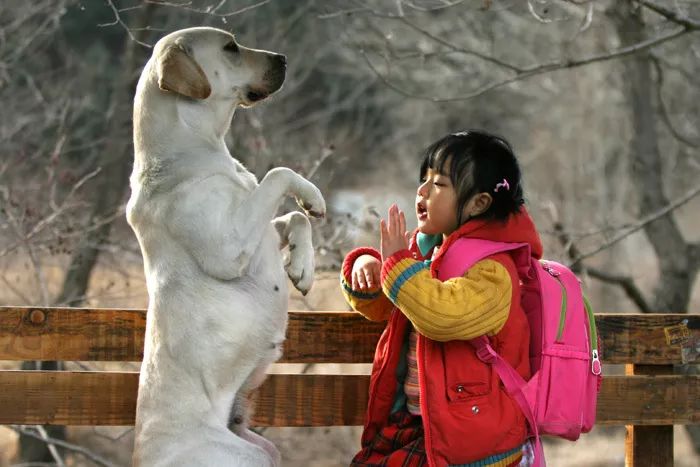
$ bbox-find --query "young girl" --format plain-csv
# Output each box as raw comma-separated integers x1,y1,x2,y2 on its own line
340,130,542,467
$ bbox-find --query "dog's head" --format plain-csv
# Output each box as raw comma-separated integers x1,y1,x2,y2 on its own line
152,27,286,107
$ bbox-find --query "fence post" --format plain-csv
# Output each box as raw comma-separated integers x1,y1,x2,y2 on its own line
624,364,674,467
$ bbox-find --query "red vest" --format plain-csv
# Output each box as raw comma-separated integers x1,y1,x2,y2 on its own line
361,212,542,466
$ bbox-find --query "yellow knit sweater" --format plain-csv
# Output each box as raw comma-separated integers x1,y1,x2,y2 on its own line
340,248,512,341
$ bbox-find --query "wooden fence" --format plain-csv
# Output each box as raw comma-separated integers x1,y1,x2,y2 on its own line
0,307,698,466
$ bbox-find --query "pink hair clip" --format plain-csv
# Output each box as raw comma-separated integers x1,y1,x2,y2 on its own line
494,178,510,193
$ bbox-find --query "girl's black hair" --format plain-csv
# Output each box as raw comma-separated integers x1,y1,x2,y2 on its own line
419,129,525,224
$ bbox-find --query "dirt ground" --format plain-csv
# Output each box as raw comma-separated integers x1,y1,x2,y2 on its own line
2,423,699,466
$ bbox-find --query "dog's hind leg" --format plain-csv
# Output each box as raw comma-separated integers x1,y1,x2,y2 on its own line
228,393,281,466
240,429,281,466
273,211,315,295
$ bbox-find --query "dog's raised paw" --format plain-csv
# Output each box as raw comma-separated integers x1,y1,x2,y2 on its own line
294,195,326,219
289,271,310,295
297,283,310,296
305,207,325,218
287,265,312,295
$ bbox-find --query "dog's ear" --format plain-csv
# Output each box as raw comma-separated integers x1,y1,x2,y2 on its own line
157,44,212,100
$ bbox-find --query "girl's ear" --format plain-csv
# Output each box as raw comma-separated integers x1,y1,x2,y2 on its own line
464,192,493,218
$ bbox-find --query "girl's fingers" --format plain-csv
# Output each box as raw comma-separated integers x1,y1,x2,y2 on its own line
391,205,400,234
380,218,388,260
364,269,374,289
399,209,406,239
351,271,358,290
386,205,394,234
356,270,366,290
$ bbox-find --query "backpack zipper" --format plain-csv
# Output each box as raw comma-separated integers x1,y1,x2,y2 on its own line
541,261,568,342
583,295,602,375
543,263,601,375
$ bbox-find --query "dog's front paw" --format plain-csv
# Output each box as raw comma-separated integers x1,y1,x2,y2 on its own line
295,181,326,218
286,248,314,295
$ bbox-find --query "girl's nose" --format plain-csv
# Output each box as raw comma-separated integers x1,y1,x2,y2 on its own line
417,180,429,198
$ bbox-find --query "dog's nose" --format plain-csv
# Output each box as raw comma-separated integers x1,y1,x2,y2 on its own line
274,54,287,67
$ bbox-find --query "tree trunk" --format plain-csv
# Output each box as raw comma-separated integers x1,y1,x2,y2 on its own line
612,0,700,456
18,4,155,463
613,1,698,314
55,5,154,306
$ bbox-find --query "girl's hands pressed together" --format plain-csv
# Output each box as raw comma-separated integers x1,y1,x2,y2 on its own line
381,204,410,261
352,255,381,291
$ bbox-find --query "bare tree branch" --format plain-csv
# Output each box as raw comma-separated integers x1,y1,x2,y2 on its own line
363,25,690,102
10,426,116,467
101,0,152,48
34,425,65,467
584,267,653,313
394,16,522,72
571,182,700,265
635,0,700,29
144,0,271,17
650,54,699,147
305,145,336,181
0,168,101,258
552,222,652,313
402,0,469,12
318,7,372,19
5,1,66,65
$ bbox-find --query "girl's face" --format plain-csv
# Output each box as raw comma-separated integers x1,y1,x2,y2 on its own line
416,166,459,237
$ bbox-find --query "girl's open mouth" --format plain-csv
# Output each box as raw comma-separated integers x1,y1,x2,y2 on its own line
417,203,428,221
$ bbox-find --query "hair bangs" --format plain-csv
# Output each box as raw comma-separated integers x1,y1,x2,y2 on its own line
420,138,455,181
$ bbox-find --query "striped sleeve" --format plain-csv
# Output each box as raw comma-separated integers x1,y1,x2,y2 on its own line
339,247,394,322
380,250,512,341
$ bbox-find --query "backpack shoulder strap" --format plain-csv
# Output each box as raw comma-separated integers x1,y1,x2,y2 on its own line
439,238,546,466
437,238,531,281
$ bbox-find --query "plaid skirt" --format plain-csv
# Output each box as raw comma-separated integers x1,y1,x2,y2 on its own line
350,411,524,467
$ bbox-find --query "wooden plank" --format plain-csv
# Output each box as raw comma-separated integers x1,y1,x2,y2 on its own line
597,313,699,365
0,307,147,362
0,307,385,363
252,374,370,427
625,364,674,467
2,307,699,364
0,370,139,426
1,371,698,427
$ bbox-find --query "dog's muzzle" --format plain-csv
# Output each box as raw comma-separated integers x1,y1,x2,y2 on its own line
261,54,286,95
243,54,286,105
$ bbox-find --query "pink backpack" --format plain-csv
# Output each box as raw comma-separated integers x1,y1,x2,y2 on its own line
438,238,602,467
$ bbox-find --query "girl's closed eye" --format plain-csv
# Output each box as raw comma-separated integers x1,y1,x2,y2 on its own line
433,176,450,187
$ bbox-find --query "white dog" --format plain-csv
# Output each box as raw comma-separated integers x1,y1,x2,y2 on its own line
127,27,325,467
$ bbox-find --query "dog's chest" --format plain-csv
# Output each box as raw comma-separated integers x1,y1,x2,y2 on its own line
247,231,288,300
232,159,258,191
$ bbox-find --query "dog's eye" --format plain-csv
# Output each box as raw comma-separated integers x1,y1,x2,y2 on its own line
224,41,239,53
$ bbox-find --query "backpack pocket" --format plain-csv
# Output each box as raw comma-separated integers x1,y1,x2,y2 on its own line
536,344,591,441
